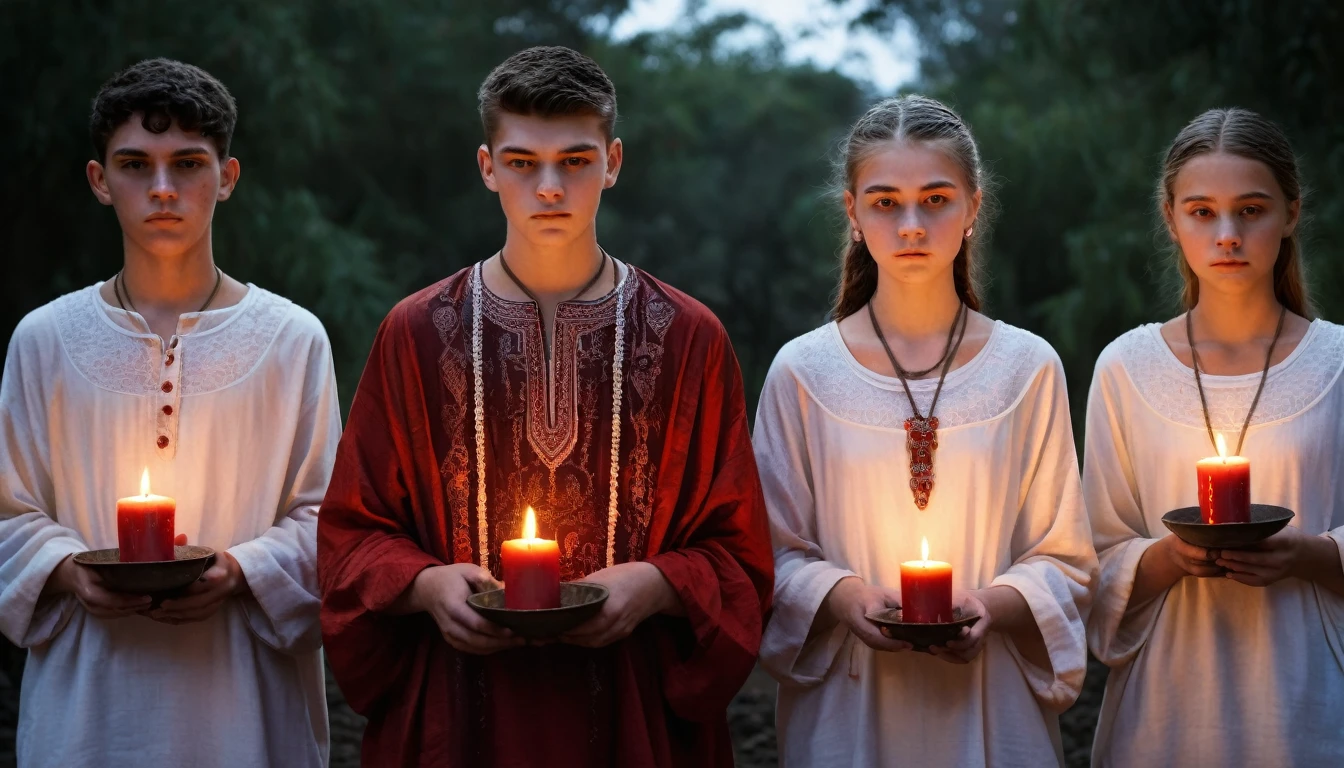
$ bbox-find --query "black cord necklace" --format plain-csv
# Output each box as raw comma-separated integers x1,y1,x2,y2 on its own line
1186,305,1286,457
868,301,969,509
114,266,223,316
498,250,612,365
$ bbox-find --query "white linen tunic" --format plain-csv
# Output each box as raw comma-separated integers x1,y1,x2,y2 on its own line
754,321,1096,768
0,283,339,767
1085,320,1344,767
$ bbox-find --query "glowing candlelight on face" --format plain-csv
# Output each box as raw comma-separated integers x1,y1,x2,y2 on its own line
900,536,953,623
116,467,176,562
501,506,561,609
1197,435,1250,524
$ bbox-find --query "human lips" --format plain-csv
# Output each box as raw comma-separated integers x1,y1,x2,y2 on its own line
1209,258,1249,268
892,250,930,258
532,211,571,220
145,212,182,223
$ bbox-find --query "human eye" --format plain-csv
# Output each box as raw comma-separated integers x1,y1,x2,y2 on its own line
563,157,591,168
874,197,895,209
1240,205,1262,217
508,159,532,169
1190,207,1213,218
925,193,948,206
121,160,146,170
177,159,203,169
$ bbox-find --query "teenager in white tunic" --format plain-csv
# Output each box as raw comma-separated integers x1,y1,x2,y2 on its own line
1086,108,1344,767
756,95,1096,767
0,59,338,767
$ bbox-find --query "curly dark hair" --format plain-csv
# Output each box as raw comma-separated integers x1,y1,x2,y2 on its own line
478,46,617,145
89,58,237,163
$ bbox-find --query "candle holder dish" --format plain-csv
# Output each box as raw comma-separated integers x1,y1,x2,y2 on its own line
73,546,216,607
865,607,980,653
468,582,609,639
1161,504,1294,549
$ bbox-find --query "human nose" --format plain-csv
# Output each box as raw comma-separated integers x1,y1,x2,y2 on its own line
148,164,177,203
897,207,925,241
535,165,564,205
1214,214,1242,251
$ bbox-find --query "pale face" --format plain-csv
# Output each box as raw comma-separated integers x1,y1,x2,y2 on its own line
477,112,622,248
86,114,239,259
844,139,981,289
1165,151,1299,298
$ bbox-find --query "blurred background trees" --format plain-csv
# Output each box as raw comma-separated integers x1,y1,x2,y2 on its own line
1,1,1340,764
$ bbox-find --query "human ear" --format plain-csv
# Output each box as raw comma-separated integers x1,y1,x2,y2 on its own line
965,188,982,231
87,160,113,206
1283,198,1301,239
1161,200,1179,242
843,190,860,235
217,156,241,201
604,137,623,189
477,145,499,192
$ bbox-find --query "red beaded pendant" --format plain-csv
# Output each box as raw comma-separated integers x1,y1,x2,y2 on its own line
904,415,939,509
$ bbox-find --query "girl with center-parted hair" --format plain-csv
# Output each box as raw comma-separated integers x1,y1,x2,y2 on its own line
754,95,1097,766
1085,108,1344,766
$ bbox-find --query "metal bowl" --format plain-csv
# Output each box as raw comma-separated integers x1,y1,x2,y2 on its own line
467,582,609,639
1161,504,1295,549
73,546,216,601
866,607,980,653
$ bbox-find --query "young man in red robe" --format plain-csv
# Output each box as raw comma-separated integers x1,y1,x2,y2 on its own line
317,46,774,766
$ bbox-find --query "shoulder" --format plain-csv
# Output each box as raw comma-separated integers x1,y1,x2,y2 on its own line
991,321,1062,370
9,286,98,354
766,325,838,380
631,266,724,336
381,266,473,340
249,287,329,346
1093,324,1160,382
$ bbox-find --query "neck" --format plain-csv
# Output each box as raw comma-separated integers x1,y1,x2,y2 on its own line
500,224,604,298
869,271,962,339
119,232,219,313
1191,280,1283,345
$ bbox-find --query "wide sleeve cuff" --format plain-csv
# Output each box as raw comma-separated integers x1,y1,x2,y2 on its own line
0,529,87,648
1087,536,1163,667
991,566,1087,711
760,560,855,686
228,533,320,655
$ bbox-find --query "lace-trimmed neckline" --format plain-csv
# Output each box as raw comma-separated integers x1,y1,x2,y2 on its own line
828,319,1003,391
91,281,258,340
1144,320,1320,387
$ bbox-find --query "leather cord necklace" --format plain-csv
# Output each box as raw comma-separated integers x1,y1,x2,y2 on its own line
1186,305,1286,456
868,301,969,509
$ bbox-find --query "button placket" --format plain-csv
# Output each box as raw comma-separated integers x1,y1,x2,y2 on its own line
155,339,183,458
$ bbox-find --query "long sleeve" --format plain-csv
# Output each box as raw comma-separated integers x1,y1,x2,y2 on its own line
318,307,444,715
987,352,1096,711
0,312,88,648
228,319,341,654
642,318,775,721
1083,348,1164,667
753,351,855,686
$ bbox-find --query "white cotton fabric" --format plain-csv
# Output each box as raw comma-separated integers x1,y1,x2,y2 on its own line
0,283,339,768
754,320,1096,768
1085,320,1344,767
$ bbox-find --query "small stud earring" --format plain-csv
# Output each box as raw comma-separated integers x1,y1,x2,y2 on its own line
964,227,974,239
852,230,864,243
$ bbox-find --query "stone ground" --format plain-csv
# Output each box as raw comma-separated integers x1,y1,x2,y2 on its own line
0,647,1107,767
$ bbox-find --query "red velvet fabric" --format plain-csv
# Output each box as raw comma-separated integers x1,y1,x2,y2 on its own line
318,265,773,767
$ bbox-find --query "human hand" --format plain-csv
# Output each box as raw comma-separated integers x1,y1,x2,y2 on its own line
148,551,248,624
823,577,912,653
412,563,525,655
560,562,678,648
929,591,990,664
44,554,151,619
1216,526,1310,587
1160,534,1227,578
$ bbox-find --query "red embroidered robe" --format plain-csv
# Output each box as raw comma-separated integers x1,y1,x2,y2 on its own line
318,263,773,767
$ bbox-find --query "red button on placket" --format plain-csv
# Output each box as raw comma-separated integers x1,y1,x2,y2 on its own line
161,381,173,393
165,353,175,366
157,436,170,449
162,405,173,416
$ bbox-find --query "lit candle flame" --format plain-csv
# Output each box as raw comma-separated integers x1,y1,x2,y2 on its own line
140,467,151,497
522,506,537,539
920,536,929,562
1215,433,1228,462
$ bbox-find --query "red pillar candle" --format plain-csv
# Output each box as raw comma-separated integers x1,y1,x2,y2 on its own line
900,537,953,623
500,507,561,609
1196,434,1251,524
116,467,176,562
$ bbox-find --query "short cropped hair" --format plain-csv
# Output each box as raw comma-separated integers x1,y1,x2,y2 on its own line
89,58,238,162
478,46,617,145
